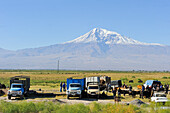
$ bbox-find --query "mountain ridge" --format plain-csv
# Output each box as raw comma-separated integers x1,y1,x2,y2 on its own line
0,28,169,71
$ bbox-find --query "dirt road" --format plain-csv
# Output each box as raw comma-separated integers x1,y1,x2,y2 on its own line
0,96,127,105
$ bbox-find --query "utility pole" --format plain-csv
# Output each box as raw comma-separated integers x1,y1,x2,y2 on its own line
57,60,59,73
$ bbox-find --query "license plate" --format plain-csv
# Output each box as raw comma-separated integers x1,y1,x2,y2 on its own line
13,94,16,96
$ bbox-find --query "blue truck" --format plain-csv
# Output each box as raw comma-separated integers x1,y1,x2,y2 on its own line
7,76,30,99
66,78,85,99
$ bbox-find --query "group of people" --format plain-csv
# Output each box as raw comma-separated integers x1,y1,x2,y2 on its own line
112,82,169,99
152,83,169,94
112,83,133,99
140,83,169,99
60,82,66,92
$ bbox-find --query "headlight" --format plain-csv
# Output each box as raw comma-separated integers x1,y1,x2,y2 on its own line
77,90,81,94
18,91,22,94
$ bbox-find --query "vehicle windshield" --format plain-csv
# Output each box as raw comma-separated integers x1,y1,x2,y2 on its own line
88,86,98,89
156,94,166,97
70,84,81,87
12,85,22,88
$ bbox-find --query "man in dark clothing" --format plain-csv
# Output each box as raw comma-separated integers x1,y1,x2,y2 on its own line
122,83,126,88
141,85,145,99
63,82,66,92
166,84,169,94
118,88,121,97
112,88,116,99
129,85,132,91
129,85,132,96
60,82,62,92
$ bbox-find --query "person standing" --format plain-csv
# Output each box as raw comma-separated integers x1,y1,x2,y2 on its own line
118,88,121,97
60,82,62,92
141,85,145,99
112,88,116,99
166,84,169,94
129,85,132,92
63,82,66,92
122,83,126,88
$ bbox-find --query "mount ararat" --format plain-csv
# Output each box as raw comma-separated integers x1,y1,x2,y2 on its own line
0,28,170,71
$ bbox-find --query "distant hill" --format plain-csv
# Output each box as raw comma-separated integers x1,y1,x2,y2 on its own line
0,28,170,71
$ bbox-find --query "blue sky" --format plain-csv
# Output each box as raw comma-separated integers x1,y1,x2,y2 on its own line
0,0,170,50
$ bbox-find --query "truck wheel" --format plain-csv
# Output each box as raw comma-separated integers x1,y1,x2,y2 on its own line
20,95,24,100
8,95,11,100
67,95,69,99
97,95,99,99
79,95,82,99
87,94,89,99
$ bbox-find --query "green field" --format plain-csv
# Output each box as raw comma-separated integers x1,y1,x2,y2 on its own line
0,70,169,90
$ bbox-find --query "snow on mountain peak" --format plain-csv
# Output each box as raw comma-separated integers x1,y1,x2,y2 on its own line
66,28,162,46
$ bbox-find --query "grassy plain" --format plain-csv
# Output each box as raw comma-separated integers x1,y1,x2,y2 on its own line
0,70,169,90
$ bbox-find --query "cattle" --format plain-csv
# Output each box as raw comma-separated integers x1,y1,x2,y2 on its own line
129,80,134,83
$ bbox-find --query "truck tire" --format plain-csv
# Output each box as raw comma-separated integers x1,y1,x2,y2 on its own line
79,95,82,99
67,95,69,99
8,95,11,100
97,95,99,99
20,95,24,100
87,94,89,99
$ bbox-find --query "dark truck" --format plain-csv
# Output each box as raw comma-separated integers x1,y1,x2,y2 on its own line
7,76,30,99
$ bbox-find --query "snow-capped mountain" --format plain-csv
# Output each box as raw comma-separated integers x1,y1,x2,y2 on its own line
67,28,161,46
0,28,169,71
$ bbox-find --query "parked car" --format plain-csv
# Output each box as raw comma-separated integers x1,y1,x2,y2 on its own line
151,93,168,104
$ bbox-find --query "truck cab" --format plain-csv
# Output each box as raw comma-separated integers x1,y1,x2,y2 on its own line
8,83,24,99
67,83,82,99
87,84,100,98
66,78,85,99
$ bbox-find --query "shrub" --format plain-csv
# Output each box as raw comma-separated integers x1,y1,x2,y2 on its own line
162,77,167,79
132,76,136,78
138,78,141,81
121,78,128,82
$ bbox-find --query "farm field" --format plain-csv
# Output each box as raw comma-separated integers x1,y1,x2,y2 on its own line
0,70,170,90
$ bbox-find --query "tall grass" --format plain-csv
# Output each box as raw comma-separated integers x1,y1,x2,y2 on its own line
0,100,170,113
0,100,144,113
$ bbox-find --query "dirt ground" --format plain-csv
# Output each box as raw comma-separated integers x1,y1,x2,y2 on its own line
0,96,131,105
